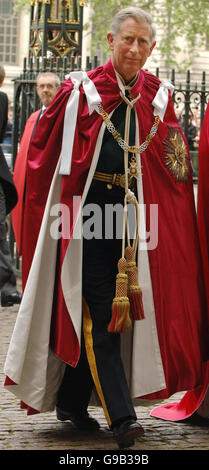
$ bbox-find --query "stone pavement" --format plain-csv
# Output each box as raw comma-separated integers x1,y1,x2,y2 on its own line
1,281,209,455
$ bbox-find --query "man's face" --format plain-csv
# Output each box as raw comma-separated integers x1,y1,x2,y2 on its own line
107,17,156,82
36,75,59,107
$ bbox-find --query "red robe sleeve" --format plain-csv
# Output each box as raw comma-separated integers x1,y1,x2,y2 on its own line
150,102,209,421
21,83,72,289
197,103,209,306
11,110,41,255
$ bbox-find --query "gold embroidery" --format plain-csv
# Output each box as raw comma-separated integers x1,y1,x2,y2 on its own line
163,127,189,182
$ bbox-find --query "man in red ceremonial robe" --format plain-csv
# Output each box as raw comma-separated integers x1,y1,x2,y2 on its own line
150,101,209,422
11,72,60,289
4,8,209,449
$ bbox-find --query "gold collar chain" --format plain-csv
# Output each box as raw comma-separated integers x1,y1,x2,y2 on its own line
97,103,160,155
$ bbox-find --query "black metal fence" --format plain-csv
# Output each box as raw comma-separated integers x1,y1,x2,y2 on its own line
3,57,209,171
1,57,209,271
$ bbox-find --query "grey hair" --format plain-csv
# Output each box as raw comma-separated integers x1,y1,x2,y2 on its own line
36,71,61,87
110,7,156,44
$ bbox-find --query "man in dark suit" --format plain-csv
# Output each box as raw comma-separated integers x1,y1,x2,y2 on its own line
0,65,21,307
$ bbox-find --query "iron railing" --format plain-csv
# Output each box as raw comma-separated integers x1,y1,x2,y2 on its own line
10,58,209,171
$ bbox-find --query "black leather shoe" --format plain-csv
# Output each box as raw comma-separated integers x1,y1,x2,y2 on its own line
56,407,100,431
1,290,22,307
185,411,209,426
112,419,144,449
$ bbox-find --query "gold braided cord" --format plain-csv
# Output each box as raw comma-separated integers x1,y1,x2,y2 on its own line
97,103,160,155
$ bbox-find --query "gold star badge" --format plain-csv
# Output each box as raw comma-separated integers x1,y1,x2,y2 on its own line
163,127,190,182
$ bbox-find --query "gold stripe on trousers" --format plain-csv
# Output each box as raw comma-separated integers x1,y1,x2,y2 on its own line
82,298,112,426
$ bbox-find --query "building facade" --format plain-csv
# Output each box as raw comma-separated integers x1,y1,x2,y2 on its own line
0,1,29,100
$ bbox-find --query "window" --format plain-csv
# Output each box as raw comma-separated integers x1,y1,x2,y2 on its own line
0,0,19,64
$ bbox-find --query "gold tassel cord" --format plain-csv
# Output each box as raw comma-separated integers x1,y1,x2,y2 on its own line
123,190,145,322
106,82,152,333
108,257,131,333
125,245,145,321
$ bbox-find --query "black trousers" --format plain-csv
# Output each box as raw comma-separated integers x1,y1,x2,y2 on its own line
57,196,137,427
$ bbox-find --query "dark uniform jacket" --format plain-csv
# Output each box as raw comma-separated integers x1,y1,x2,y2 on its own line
0,90,17,214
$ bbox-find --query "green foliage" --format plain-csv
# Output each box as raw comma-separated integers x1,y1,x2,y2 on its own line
155,0,209,69
87,0,209,71
13,0,29,12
